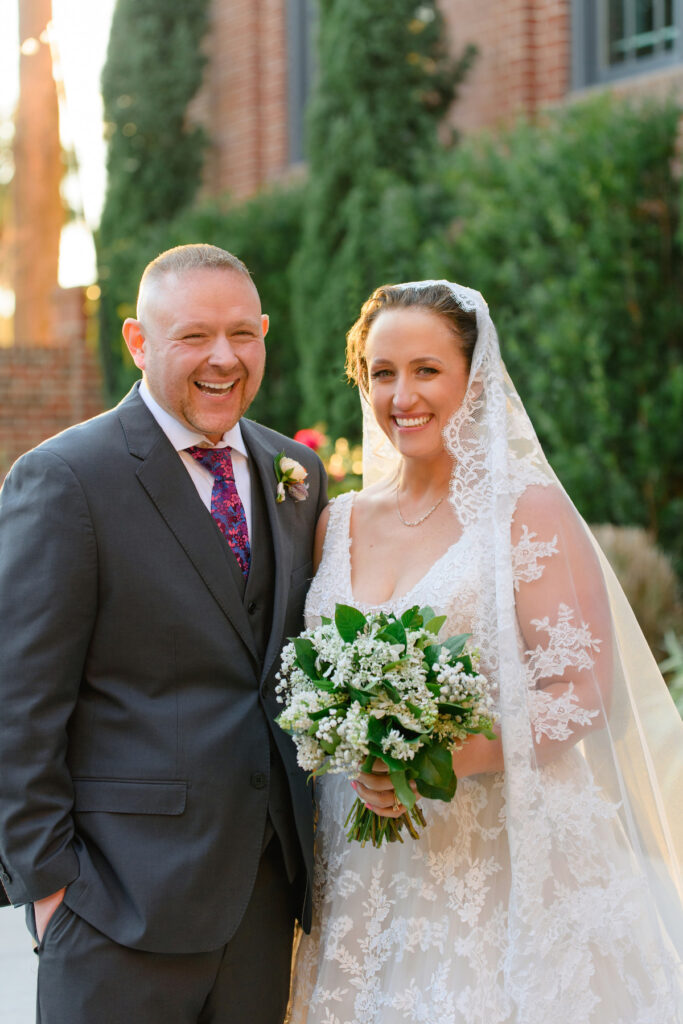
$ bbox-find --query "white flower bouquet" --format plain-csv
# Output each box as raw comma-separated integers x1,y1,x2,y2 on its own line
275,603,496,847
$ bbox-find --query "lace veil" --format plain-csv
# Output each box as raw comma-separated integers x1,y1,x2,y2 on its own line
361,280,683,1009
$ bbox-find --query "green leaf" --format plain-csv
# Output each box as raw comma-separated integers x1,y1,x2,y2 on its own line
320,615,332,626
413,742,456,793
418,606,437,623
308,705,338,721
377,619,407,649
293,637,319,679
389,770,416,810
423,644,442,668
443,633,470,658
367,715,388,746
401,605,423,629
424,614,447,636
347,687,373,707
335,603,368,643
415,775,457,802
382,660,406,674
383,680,402,703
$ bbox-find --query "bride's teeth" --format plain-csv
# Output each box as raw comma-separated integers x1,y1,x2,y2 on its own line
396,416,431,427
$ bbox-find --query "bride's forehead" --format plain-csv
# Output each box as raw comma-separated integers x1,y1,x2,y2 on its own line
366,307,458,356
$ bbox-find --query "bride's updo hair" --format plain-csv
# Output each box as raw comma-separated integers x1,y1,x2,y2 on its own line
346,282,478,395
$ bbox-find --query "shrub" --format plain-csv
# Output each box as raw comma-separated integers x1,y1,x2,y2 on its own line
590,524,683,660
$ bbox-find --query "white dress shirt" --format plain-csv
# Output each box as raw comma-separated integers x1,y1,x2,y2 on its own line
138,380,252,538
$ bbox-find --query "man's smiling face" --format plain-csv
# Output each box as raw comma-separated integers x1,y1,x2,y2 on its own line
124,267,268,442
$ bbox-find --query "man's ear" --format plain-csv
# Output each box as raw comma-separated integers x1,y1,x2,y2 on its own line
122,319,146,370
261,314,269,340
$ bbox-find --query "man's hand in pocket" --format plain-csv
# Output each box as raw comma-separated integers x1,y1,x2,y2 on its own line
34,888,66,943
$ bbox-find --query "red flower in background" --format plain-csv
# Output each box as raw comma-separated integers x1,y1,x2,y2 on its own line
294,428,327,451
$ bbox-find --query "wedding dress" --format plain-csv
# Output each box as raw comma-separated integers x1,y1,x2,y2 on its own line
287,282,682,1024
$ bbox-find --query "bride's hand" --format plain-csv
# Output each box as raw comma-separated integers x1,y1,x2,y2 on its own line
351,759,418,818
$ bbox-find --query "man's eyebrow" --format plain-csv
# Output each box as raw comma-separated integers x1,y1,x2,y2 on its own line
169,318,261,333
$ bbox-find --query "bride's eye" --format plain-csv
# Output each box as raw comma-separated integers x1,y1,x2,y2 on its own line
370,368,393,379
417,366,439,376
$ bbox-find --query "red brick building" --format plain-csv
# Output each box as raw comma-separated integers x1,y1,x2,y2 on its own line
192,0,683,199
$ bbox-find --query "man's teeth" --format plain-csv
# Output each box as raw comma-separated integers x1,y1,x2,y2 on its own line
395,415,431,427
196,381,235,393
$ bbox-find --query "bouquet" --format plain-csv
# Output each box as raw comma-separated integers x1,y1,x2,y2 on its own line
275,603,496,847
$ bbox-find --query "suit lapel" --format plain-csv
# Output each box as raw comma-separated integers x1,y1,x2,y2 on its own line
240,420,293,682
117,390,259,664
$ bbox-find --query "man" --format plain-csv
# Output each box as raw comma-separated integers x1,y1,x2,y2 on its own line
0,244,327,1023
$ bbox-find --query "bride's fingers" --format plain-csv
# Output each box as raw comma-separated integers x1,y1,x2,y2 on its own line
352,778,403,816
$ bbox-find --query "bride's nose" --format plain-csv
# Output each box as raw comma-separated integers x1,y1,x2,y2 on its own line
391,373,418,411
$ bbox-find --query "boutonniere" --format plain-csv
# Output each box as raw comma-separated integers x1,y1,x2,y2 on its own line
274,452,309,503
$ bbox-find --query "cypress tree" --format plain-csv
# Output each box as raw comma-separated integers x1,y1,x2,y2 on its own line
97,0,210,396
292,0,475,435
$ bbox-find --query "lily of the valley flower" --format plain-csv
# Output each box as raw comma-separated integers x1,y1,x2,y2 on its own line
274,453,309,503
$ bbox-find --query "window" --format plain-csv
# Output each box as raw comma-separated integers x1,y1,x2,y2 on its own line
287,0,316,164
572,0,682,87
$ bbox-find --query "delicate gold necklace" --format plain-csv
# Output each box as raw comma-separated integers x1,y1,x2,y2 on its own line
395,486,445,528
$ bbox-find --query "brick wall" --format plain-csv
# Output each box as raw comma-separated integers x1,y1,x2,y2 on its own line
439,0,570,134
0,288,105,481
191,0,290,199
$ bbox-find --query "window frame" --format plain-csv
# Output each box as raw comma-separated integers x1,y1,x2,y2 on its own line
286,0,316,165
571,0,683,88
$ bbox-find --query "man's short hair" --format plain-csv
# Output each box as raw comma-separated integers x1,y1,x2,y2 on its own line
137,244,254,317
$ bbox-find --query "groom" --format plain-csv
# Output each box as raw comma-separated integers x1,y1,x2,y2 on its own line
0,244,326,1023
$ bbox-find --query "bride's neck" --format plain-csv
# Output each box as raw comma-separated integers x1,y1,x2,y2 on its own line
397,452,452,500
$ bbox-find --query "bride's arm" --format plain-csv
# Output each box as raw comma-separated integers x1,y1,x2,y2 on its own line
312,504,331,573
453,485,613,778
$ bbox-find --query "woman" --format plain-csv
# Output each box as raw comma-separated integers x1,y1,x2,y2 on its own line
288,281,683,1024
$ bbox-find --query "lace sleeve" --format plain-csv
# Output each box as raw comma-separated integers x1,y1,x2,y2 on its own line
512,485,611,756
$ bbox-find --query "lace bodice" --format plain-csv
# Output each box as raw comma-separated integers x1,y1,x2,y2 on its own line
289,491,682,1024
305,490,483,635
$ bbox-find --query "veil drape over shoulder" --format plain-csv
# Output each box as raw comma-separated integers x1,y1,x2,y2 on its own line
362,281,683,1014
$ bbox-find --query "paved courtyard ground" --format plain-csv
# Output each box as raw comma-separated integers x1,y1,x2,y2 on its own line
0,906,37,1023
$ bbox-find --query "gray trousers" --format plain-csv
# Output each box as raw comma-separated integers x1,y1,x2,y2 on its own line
28,837,296,1024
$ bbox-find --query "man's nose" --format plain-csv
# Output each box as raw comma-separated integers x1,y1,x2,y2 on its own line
206,335,239,367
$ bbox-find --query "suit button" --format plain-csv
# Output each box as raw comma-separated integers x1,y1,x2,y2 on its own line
247,601,257,614
250,772,267,790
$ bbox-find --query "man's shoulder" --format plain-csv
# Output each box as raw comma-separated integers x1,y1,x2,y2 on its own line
242,419,324,473
11,390,147,476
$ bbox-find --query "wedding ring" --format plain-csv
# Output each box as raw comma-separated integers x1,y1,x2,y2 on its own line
392,796,401,813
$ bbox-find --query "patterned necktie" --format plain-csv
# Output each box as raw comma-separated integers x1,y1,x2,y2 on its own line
186,446,251,578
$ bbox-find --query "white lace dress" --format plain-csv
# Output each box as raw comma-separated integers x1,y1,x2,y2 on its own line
288,491,681,1024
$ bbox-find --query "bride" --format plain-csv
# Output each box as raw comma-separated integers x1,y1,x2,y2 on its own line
288,281,683,1024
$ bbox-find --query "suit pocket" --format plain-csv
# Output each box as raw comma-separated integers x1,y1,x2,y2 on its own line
72,778,187,815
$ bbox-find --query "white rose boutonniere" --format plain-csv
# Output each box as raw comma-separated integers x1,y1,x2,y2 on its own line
274,452,309,503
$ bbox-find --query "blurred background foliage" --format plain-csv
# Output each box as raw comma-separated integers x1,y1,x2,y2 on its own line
95,0,683,615
97,0,211,396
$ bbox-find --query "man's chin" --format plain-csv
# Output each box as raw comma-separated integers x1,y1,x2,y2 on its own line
184,407,246,441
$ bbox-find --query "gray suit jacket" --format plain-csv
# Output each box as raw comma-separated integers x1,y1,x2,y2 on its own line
0,385,326,953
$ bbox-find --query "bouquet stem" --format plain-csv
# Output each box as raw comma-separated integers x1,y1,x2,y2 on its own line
344,797,427,848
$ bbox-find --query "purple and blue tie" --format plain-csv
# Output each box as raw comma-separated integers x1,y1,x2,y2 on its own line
187,446,251,578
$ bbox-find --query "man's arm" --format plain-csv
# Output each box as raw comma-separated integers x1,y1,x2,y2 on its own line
0,449,98,905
